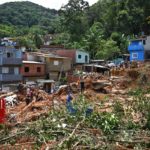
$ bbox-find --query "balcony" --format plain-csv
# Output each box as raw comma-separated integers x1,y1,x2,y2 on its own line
0,58,22,66
0,74,22,82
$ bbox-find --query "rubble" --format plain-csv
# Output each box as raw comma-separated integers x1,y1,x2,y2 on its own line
3,66,148,125
6,88,53,124
1,65,150,149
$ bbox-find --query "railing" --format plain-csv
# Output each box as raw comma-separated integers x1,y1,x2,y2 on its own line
0,58,22,65
0,74,22,82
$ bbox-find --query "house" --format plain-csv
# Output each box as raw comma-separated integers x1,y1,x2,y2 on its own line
83,64,109,74
90,60,105,65
37,79,55,93
23,52,72,81
0,46,22,91
20,61,46,82
0,37,17,47
43,34,59,46
41,49,90,64
128,36,150,61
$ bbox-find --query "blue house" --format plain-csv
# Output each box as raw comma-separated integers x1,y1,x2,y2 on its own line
128,39,144,61
128,36,150,61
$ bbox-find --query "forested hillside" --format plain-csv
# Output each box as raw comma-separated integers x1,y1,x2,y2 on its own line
58,0,150,59
0,1,57,27
0,1,58,39
0,1,59,49
0,0,150,59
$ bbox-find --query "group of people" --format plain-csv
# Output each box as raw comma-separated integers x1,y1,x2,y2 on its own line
26,86,45,105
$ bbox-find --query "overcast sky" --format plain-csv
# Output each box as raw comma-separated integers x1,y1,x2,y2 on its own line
0,0,98,9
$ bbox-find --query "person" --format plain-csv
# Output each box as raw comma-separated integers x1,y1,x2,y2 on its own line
51,83,55,94
80,78,85,93
17,83,24,94
124,60,128,68
25,86,31,105
66,93,76,114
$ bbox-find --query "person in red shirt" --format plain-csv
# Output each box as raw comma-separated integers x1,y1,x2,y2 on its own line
0,98,6,123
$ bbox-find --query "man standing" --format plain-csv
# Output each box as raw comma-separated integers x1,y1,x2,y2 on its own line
80,77,85,93
26,86,31,105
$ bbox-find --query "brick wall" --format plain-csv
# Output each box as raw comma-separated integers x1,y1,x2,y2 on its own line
20,63,45,77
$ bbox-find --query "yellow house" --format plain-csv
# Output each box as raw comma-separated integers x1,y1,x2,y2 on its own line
27,52,72,81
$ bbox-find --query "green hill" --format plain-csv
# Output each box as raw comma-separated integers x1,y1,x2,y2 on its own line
0,1,58,27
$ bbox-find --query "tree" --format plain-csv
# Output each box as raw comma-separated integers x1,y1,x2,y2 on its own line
16,36,35,49
96,39,120,60
61,0,89,41
81,22,104,59
33,34,43,49
110,32,129,53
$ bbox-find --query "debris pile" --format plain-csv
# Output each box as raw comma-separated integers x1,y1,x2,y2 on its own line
1,66,150,149
6,89,53,124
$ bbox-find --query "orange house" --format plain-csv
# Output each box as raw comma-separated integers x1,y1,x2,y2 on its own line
20,61,46,81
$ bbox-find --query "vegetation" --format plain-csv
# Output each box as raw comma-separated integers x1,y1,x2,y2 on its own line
0,0,150,57
59,0,150,59
0,91,150,149
0,1,57,27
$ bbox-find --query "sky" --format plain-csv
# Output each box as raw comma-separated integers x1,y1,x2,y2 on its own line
0,0,98,10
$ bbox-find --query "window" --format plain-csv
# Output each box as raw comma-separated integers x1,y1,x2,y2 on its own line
37,67,41,72
7,52,13,58
54,60,59,65
143,40,146,45
78,55,82,59
14,67,19,75
132,53,138,59
2,67,9,74
24,67,29,72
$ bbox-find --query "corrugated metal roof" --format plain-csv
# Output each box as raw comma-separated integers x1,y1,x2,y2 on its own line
84,64,108,69
28,52,71,59
23,61,45,64
37,79,55,83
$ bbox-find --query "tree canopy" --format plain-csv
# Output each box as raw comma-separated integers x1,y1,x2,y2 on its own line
0,0,150,59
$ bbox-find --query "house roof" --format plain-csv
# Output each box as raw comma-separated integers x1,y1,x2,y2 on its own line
91,59,105,62
84,64,108,69
37,79,55,83
40,48,89,54
23,60,45,64
28,52,72,60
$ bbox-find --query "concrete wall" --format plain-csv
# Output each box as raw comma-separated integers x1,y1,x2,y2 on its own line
45,57,72,72
144,36,150,51
76,51,89,64
27,54,36,61
0,67,19,74
52,50,76,63
63,59,72,71
0,47,22,59
45,57,63,72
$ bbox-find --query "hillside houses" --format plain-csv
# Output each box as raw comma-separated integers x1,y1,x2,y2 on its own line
40,45,90,65
0,38,90,91
128,36,150,61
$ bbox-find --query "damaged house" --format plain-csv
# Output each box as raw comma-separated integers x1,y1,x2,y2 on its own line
0,46,22,91
23,52,72,81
